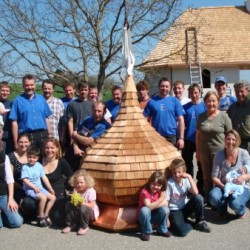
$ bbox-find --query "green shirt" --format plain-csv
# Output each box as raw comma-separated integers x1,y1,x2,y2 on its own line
197,111,232,154
228,100,250,139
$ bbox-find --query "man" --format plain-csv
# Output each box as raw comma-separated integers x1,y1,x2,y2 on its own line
88,84,98,101
88,84,112,124
105,85,122,123
72,101,111,157
173,80,190,105
144,77,185,149
66,81,93,138
214,76,236,111
136,80,150,111
9,74,51,150
0,81,13,153
60,82,77,109
42,79,64,139
182,83,206,195
228,80,250,152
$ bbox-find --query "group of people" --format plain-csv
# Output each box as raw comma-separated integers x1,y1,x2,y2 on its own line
1,73,250,240
137,76,250,240
0,75,118,234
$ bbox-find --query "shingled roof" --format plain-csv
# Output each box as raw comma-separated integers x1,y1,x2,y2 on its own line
142,6,250,69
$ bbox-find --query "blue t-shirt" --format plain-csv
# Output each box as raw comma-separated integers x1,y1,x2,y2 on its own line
219,95,236,112
183,101,207,143
21,162,45,191
9,93,52,133
60,96,77,110
143,95,184,137
105,99,120,123
78,116,111,139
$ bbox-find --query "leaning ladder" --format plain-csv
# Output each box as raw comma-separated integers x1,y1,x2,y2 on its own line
186,28,203,92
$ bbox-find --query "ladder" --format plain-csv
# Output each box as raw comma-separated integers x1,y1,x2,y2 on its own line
186,28,203,92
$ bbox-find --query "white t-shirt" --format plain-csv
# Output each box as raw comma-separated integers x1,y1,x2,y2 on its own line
166,177,191,210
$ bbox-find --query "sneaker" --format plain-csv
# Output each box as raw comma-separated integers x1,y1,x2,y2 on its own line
77,227,89,235
195,221,211,233
156,231,172,238
62,226,72,234
44,216,52,227
37,217,47,227
140,233,150,241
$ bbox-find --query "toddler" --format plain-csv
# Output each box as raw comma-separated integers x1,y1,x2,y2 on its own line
21,145,56,227
62,169,99,235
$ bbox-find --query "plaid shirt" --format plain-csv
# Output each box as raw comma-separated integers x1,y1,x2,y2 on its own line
47,97,64,139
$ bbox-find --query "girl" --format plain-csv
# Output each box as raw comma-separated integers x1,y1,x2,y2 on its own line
138,171,171,241
62,169,99,235
166,159,211,237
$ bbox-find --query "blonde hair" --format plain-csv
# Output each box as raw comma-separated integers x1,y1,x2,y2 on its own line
203,91,220,103
69,169,95,188
170,158,186,172
225,129,241,148
43,137,62,159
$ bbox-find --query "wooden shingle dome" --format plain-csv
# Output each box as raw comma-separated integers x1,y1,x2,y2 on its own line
82,76,181,230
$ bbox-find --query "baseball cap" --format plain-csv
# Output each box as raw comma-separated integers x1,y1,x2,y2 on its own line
215,76,227,84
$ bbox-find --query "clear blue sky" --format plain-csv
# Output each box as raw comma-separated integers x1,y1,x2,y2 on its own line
181,0,249,80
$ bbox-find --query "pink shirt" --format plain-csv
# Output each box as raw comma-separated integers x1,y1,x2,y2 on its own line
137,187,161,217
80,187,99,219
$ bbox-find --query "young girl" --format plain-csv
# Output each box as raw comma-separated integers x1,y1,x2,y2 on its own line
166,159,211,237
21,145,56,227
62,169,99,235
138,171,171,241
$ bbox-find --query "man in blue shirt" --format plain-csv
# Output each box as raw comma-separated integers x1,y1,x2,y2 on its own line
214,76,236,112
9,74,51,151
70,101,110,171
144,77,185,149
105,85,122,123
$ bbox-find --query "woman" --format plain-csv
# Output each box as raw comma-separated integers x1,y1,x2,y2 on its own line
20,138,73,226
0,140,23,228
196,91,232,201
8,133,31,204
209,130,250,218
42,138,73,226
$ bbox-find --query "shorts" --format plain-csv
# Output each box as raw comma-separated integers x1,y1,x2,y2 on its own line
25,187,49,200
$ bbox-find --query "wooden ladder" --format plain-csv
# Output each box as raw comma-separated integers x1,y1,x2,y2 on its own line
186,28,203,92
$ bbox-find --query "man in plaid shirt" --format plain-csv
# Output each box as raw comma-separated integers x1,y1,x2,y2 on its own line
42,79,64,139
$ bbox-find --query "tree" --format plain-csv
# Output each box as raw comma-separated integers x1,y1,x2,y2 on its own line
0,0,182,92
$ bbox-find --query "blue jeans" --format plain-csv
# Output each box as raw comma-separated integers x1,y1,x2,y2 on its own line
0,195,23,228
169,194,204,237
139,206,169,234
209,186,250,216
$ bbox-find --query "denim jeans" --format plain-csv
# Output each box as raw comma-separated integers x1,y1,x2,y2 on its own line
169,194,204,237
209,186,250,216
0,195,23,228
139,206,169,234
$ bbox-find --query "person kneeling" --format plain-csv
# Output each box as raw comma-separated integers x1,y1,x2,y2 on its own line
165,159,211,237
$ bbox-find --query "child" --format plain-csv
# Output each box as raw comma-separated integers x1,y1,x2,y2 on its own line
62,169,99,235
21,145,56,227
224,166,247,198
138,171,171,241
166,158,211,237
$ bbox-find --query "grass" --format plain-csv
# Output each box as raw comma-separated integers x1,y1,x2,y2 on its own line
9,83,112,101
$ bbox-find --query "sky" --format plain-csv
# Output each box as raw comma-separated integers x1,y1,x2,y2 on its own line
180,0,250,80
